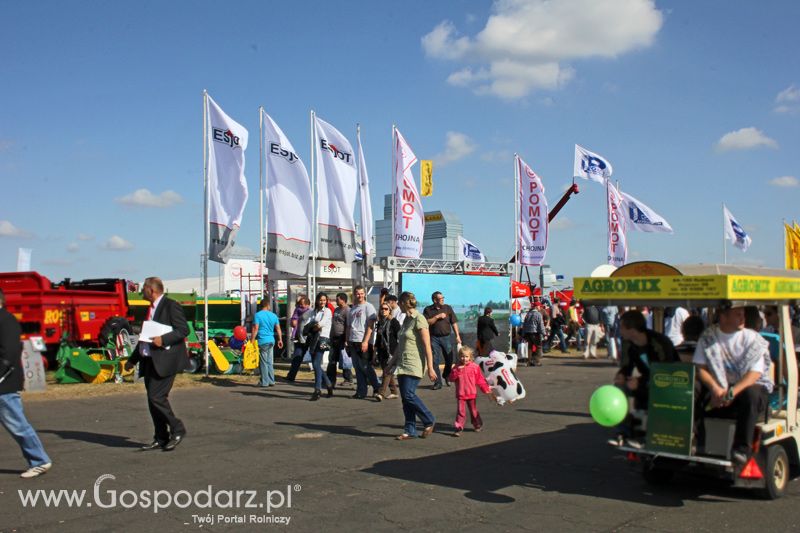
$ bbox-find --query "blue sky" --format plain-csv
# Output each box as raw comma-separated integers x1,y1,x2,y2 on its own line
1,1,798,285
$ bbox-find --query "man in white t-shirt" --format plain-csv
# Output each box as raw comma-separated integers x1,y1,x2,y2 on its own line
346,285,380,400
693,302,772,464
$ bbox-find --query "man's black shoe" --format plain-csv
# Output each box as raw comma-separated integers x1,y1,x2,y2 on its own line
432,383,443,390
140,440,165,451
163,435,184,452
732,450,748,464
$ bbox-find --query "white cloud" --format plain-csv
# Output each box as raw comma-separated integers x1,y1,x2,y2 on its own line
0,220,32,238
422,0,663,100
67,242,80,253
715,127,778,152
550,217,575,230
102,235,134,251
434,131,477,166
115,189,183,208
774,84,800,114
77,233,94,241
481,149,513,162
769,175,799,187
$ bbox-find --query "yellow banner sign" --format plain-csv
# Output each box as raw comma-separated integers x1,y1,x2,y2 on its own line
420,160,433,197
574,275,800,301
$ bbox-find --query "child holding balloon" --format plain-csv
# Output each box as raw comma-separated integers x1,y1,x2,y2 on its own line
449,346,496,436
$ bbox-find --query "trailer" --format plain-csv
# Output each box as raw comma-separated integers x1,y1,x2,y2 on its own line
0,271,133,383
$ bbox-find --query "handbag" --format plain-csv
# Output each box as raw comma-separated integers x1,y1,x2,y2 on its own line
340,348,353,370
317,337,331,352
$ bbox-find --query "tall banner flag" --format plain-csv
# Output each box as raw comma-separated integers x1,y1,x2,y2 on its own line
314,116,358,262
723,205,751,252
620,191,674,233
784,223,800,270
574,144,613,184
16,248,31,271
607,181,627,266
458,235,486,262
420,160,433,197
206,94,249,263
357,127,373,257
517,155,548,266
262,110,312,275
393,128,424,258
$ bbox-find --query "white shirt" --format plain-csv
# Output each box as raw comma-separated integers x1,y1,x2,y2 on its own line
664,307,689,346
315,308,332,338
139,294,164,357
693,328,765,384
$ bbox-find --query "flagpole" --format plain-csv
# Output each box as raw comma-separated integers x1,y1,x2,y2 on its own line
722,203,727,265
357,123,367,281
309,110,316,300
259,107,265,301
391,125,396,263
202,90,210,377
513,154,519,283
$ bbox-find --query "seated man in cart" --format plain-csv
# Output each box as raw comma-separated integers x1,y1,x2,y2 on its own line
610,310,680,446
693,301,773,464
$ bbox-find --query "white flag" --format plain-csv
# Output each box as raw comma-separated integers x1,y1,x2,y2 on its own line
357,127,373,257
16,248,32,271
607,181,627,266
620,191,673,233
458,235,486,262
314,116,358,262
723,205,752,251
262,110,312,276
517,155,548,266
206,94,248,264
574,144,613,184
393,128,424,258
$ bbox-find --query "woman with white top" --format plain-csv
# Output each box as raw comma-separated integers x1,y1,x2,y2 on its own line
309,292,333,401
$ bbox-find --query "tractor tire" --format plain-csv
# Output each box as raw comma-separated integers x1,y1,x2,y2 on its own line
99,317,132,348
761,445,789,500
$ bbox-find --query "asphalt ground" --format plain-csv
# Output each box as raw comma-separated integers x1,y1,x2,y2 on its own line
1,351,799,532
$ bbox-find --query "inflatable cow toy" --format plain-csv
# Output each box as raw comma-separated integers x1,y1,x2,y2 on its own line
475,350,526,405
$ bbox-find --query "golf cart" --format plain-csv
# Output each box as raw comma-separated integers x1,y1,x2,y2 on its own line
574,262,800,499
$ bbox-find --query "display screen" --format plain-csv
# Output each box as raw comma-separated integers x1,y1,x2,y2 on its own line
399,273,510,350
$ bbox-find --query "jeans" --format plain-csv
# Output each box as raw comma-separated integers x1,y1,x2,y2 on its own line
430,335,453,385
326,337,353,385
312,350,332,392
0,392,51,467
349,345,380,398
398,375,435,437
286,343,306,381
545,325,567,352
603,319,618,360
257,342,275,386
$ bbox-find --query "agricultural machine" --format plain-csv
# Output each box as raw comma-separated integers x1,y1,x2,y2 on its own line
0,271,135,383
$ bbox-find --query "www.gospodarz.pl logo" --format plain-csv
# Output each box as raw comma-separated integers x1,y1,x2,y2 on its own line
17,473,299,518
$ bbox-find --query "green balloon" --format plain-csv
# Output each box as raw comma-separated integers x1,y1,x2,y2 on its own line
589,385,628,427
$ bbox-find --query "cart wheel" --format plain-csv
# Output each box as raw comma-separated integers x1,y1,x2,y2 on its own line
761,445,789,500
642,458,675,485
183,356,201,374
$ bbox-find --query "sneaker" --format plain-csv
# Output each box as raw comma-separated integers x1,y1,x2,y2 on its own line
607,435,624,447
625,438,644,450
474,426,483,432
386,393,399,399
452,430,463,437
374,393,383,402
20,463,52,479
732,450,748,464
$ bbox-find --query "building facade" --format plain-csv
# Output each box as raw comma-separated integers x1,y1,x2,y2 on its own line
375,194,463,260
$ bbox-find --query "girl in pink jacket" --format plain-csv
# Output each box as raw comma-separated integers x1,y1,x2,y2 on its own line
450,346,495,436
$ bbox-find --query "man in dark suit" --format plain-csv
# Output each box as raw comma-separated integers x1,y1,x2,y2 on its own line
126,277,189,451
0,289,52,477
